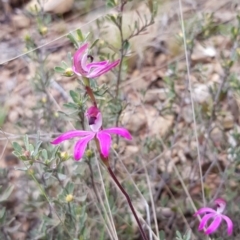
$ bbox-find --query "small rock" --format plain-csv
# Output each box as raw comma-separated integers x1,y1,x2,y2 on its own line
155,54,167,66
210,73,220,83
125,145,139,156
222,114,234,130
26,0,73,14
191,43,216,64
156,207,173,218
25,109,33,118
12,14,30,29
182,105,193,123
144,90,159,104
192,84,211,104
8,111,19,122
210,127,226,147
5,96,22,108
44,0,74,14
149,115,174,137
121,107,147,133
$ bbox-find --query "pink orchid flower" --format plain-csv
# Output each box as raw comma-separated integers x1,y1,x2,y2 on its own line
194,198,233,235
51,106,132,160
72,43,120,78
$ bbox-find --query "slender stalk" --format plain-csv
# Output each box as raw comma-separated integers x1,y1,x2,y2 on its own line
107,166,148,240
85,86,97,106
115,0,127,98
83,69,147,239
178,0,205,206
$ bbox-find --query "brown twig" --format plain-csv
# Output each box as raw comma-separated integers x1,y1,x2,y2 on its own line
107,166,148,240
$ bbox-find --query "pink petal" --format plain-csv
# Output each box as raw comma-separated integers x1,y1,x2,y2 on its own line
198,213,215,231
80,53,89,72
74,134,95,160
222,215,233,235
205,215,222,235
87,64,108,78
73,43,89,76
88,59,120,78
86,106,102,132
194,207,216,216
86,60,108,71
103,127,132,140
51,130,92,144
96,131,111,158
89,112,102,132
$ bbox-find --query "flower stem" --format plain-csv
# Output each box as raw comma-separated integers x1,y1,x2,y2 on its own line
85,86,97,107
107,166,148,240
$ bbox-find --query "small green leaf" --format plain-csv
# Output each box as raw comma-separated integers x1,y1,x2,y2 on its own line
42,149,48,160
12,151,21,157
67,52,72,65
54,66,65,73
134,20,139,31
70,90,79,103
76,29,84,42
43,216,60,227
51,146,59,160
33,141,42,156
14,166,29,171
63,102,78,109
67,33,78,48
44,172,52,179
78,195,87,202
13,142,22,153
185,230,191,240
61,61,68,68
66,182,75,193
90,39,99,49
57,173,67,181
0,207,6,219
0,108,7,127
123,40,130,52
159,230,165,240
29,144,34,153
108,15,117,25
85,32,90,41
24,135,29,151
0,185,14,202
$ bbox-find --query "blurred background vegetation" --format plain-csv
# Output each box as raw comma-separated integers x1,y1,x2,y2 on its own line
1,0,240,239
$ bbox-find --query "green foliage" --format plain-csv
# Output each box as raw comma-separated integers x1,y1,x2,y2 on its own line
175,230,192,240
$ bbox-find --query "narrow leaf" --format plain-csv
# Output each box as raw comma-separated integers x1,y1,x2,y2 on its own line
0,185,14,202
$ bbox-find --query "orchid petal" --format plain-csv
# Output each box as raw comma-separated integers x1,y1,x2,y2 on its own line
205,215,222,235
96,131,111,158
86,106,102,132
90,112,102,132
194,208,216,216
87,64,108,78
80,53,89,72
103,127,132,140
73,43,89,75
74,134,95,160
198,213,215,230
88,59,120,78
222,215,233,235
51,130,92,144
86,60,108,71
